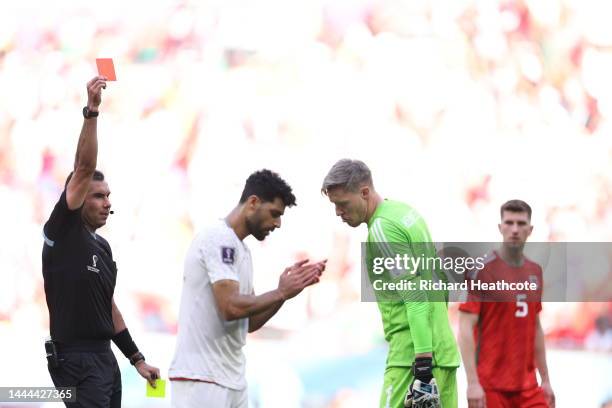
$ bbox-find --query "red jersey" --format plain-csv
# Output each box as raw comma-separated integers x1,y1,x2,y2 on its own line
459,251,543,391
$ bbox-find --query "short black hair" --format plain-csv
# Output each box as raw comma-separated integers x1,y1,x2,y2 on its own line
500,199,532,220
239,169,296,207
64,170,105,188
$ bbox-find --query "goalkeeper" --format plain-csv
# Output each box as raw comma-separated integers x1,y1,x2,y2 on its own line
321,159,460,408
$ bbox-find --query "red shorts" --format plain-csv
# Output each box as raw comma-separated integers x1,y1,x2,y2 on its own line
485,386,548,408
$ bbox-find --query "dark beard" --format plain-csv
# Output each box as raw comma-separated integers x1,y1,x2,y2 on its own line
246,215,267,241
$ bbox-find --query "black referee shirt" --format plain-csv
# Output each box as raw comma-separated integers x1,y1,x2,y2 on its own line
42,190,117,343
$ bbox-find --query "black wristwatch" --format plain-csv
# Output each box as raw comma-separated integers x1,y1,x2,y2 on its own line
82,106,99,119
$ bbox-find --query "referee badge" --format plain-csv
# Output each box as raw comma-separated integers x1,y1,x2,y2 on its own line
87,254,100,273
221,247,235,264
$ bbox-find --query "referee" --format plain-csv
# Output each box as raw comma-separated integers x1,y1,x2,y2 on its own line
42,76,159,407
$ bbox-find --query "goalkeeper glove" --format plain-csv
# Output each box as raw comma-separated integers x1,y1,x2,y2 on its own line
404,357,441,408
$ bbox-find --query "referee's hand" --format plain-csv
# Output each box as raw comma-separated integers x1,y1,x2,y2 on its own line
86,76,107,110
135,361,161,388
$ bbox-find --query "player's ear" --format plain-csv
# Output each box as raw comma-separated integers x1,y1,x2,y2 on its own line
528,224,533,236
247,195,261,210
497,223,502,234
360,185,370,199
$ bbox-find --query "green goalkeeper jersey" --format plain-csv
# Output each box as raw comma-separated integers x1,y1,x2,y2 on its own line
366,199,460,368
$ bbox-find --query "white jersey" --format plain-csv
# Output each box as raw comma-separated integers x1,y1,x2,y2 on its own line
169,219,253,390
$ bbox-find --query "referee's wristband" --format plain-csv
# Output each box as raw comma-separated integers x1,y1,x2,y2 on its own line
129,351,145,366
112,328,139,360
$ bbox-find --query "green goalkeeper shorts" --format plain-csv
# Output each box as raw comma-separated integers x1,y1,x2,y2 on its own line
379,365,457,408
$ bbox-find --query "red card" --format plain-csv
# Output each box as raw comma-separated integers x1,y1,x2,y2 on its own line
96,58,117,81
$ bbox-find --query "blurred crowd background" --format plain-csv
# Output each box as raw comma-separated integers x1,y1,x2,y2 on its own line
0,0,610,406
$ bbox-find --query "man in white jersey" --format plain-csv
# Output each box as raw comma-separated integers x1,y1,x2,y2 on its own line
169,169,326,408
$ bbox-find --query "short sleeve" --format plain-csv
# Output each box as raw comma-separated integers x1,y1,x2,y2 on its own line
459,290,482,314
459,264,486,314
43,190,82,246
535,265,543,313
459,300,481,314
200,230,240,284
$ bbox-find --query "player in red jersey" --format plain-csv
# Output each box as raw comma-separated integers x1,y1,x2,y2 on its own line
458,200,555,408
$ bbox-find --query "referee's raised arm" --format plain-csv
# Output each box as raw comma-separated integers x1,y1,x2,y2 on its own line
65,76,106,210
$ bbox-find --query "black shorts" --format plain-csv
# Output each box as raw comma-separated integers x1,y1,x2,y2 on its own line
48,349,122,408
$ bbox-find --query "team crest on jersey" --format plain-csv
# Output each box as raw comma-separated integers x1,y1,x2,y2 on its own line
529,274,539,288
221,247,235,264
401,210,419,228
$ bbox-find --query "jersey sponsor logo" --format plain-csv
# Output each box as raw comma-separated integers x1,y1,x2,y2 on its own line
221,247,235,264
87,254,100,273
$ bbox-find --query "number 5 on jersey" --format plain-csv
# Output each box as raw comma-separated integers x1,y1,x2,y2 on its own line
515,294,528,317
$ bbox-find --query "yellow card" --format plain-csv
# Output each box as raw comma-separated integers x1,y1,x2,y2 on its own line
146,379,166,398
